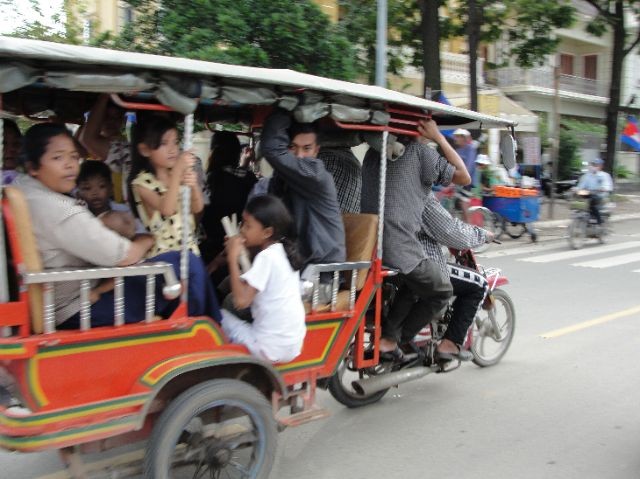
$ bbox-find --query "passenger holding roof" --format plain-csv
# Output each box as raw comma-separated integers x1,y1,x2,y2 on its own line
361,118,471,361
260,109,346,297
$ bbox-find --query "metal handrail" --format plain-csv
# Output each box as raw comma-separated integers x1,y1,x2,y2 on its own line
308,261,372,312
24,262,181,334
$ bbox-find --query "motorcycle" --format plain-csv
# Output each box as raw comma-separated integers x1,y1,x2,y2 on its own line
567,190,614,250
327,248,515,408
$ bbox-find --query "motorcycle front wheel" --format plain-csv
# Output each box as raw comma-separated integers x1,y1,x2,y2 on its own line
568,216,587,249
471,289,515,367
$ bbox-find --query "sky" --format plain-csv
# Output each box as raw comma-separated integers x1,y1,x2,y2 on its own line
0,0,64,34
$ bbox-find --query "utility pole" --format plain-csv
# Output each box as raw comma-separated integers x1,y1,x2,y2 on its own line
549,54,561,219
375,0,387,88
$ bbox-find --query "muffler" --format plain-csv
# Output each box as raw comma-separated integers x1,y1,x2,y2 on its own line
351,366,432,396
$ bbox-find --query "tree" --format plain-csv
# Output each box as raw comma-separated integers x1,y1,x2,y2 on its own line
582,0,640,174
97,0,358,81
1,0,83,44
442,0,576,112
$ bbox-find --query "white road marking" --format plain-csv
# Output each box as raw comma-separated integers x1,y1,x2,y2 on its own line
520,241,640,264
477,242,563,259
573,251,640,269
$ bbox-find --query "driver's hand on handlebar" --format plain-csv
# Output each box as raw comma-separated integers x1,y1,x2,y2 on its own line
484,230,495,244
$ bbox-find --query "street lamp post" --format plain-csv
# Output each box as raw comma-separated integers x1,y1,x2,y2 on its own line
375,0,387,88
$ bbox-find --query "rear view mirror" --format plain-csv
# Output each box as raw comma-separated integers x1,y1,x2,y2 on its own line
500,134,517,170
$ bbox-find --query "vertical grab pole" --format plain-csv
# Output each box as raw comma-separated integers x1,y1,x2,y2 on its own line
376,130,389,259
0,111,10,337
180,113,194,307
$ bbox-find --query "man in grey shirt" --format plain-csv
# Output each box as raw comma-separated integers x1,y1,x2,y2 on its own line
361,119,471,359
261,109,346,272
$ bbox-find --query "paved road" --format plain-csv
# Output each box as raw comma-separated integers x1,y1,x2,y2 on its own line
3,220,640,478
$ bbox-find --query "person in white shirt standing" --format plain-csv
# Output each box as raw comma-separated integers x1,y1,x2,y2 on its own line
577,158,613,225
222,195,306,363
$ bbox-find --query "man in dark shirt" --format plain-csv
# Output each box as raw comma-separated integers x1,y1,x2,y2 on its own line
261,109,346,274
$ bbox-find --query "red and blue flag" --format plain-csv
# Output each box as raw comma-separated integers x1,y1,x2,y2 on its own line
621,115,640,151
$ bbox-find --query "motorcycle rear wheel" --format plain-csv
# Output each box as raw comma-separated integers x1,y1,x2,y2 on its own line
328,345,390,408
568,217,587,249
471,289,515,367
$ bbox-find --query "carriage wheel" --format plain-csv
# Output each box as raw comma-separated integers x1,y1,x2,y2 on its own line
144,379,277,479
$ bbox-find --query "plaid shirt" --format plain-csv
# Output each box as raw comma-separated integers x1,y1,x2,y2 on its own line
418,193,486,278
361,141,455,274
319,147,361,214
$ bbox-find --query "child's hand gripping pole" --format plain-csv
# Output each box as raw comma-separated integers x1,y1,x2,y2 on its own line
221,214,252,273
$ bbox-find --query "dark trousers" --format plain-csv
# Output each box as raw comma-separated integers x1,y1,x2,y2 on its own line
383,259,453,344
61,251,221,329
589,196,603,224
445,264,488,346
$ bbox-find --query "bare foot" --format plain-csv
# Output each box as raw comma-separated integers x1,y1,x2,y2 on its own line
437,339,460,355
379,337,397,353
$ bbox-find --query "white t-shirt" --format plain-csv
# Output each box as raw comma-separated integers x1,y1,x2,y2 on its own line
241,243,306,347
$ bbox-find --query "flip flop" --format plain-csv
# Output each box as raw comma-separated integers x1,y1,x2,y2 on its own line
379,346,406,363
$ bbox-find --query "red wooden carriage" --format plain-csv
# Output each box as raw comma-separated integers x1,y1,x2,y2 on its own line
0,37,515,478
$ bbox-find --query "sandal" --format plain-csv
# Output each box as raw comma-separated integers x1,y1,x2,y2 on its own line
380,346,406,363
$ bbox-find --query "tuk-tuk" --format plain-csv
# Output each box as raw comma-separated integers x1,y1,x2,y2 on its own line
0,36,515,478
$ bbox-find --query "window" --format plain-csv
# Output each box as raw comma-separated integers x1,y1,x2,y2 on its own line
584,55,598,80
560,54,574,76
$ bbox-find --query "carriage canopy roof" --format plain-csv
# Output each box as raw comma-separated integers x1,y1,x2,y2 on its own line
0,36,515,130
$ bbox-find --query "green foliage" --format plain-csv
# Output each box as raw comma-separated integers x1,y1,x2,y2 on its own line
558,129,582,180
97,0,357,81
614,164,634,179
2,0,83,44
338,0,576,83
561,118,606,136
443,0,575,68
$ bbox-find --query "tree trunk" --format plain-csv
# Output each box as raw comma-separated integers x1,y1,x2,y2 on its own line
603,0,625,175
420,0,442,99
467,0,480,112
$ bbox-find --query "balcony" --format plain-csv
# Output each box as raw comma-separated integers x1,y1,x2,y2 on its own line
440,51,485,86
487,67,608,99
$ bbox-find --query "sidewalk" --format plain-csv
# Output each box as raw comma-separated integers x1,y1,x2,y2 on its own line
536,193,640,228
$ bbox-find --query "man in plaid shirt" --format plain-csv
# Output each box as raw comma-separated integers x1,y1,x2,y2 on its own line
361,119,471,360
419,194,493,360
319,147,361,214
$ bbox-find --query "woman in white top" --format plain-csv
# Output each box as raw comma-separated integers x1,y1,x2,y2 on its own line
223,195,306,363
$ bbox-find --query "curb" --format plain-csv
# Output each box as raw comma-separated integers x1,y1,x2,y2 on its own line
536,212,640,229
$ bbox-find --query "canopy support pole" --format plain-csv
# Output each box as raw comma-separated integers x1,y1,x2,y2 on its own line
376,130,389,259
0,97,11,336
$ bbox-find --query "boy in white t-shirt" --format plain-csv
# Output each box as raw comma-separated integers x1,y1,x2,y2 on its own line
222,195,306,363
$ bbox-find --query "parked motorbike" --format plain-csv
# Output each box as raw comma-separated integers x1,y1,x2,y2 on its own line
567,190,614,250
327,248,515,408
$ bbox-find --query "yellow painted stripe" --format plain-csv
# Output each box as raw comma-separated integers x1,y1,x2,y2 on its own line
0,420,135,449
540,305,640,339
276,322,340,371
0,398,146,428
28,358,48,407
37,323,221,359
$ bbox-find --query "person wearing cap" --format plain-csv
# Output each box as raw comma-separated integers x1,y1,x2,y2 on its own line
453,128,478,188
474,154,499,195
577,158,613,225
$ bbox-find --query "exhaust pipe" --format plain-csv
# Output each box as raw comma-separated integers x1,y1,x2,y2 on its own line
351,367,432,396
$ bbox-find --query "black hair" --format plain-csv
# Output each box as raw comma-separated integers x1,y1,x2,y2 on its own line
245,194,302,271
20,123,74,169
127,115,178,216
207,131,242,175
288,121,318,142
77,160,113,185
3,119,21,137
